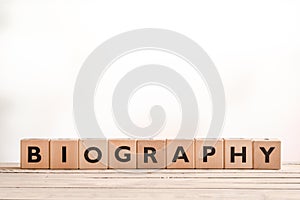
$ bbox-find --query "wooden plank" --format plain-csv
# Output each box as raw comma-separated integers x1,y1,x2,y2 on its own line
0,163,300,199
0,188,299,200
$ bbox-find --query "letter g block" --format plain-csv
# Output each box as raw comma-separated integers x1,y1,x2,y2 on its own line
108,139,136,169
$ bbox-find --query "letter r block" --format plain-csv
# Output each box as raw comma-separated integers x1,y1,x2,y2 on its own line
137,140,166,169
195,139,224,169
108,139,136,169
79,139,108,169
166,140,194,169
224,139,253,169
253,139,281,169
21,139,50,169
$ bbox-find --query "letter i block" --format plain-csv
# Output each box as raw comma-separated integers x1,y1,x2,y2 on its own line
50,139,78,169
108,139,136,169
21,139,50,169
166,140,194,169
195,139,224,169
79,139,108,169
137,140,166,169
224,139,253,169
253,139,281,169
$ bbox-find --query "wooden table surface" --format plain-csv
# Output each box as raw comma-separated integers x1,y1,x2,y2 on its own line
0,163,300,199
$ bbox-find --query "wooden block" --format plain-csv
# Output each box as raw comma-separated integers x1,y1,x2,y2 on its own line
108,139,136,169
79,139,108,169
50,139,78,169
195,139,224,169
137,140,166,169
166,140,194,169
20,139,50,169
224,139,253,169
253,138,281,169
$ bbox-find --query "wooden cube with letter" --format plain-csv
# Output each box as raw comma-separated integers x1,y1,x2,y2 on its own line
20,139,50,169
137,140,166,169
253,138,281,169
108,139,136,169
166,139,194,169
50,139,78,169
195,139,224,169
224,139,253,169
79,139,108,169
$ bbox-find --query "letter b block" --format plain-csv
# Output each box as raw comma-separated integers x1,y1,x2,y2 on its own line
21,139,50,169
224,139,253,169
109,139,136,169
253,139,281,169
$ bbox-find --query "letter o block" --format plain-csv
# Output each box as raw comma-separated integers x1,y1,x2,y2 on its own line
79,139,108,169
108,139,136,169
21,139,50,169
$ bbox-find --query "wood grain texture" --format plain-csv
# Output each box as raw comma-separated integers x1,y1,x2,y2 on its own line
0,163,300,199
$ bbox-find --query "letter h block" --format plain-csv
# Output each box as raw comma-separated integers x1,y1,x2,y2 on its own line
21,139,50,169
224,139,253,169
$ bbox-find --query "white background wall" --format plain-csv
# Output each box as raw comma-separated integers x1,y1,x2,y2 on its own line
0,0,299,163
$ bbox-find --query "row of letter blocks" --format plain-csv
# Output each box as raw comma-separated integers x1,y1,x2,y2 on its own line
21,139,281,169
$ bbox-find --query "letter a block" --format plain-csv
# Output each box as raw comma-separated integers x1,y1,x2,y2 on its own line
79,139,108,169
224,139,253,169
50,139,78,169
253,139,281,169
195,139,224,169
137,140,166,169
21,139,50,169
166,140,194,169
109,139,136,169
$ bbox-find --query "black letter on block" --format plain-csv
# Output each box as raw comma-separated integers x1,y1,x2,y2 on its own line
84,147,102,163
28,146,41,163
115,146,131,162
203,146,216,162
62,146,67,163
230,147,246,163
144,147,157,163
259,147,275,163
172,146,189,162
